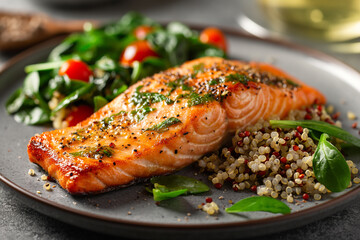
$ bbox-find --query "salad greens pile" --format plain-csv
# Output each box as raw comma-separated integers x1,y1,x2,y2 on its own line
6,12,226,126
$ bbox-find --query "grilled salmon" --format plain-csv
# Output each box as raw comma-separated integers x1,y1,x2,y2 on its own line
28,57,325,194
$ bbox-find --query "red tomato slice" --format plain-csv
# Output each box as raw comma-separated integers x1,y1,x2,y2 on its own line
59,59,92,82
199,27,227,52
134,25,154,40
120,40,158,67
65,105,93,127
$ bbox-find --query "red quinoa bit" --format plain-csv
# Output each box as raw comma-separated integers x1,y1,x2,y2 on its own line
250,185,257,192
198,105,360,203
296,126,303,133
304,114,312,120
280,157,287,164
205,197,213,203
302,193,309,200
352,122,358,129
332,112,340,120
109,142,116,148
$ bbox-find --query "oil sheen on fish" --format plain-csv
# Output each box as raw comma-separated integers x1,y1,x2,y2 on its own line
28,57,326,194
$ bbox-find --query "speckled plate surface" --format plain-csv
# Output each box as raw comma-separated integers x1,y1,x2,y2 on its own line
1,29,360,240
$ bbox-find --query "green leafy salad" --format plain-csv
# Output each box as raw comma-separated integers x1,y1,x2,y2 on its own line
6,12,226,128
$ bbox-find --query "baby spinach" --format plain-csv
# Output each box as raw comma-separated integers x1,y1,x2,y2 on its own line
152,186,188,202
93,96,108,111
13,107,51,125
269,120,360,148
313,133,351,192
225,196,291,214
25,61,64,73
149,175,210,201
51,84,96,115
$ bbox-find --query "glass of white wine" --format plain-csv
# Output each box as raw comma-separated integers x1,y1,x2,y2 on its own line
258,0,360,42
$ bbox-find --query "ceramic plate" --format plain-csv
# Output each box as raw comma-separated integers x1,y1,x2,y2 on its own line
1,29,360,239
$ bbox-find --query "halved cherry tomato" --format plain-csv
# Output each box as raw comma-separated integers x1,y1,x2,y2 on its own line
65,105,93,127
120,40,158,66
134,25,154,40
199,27,227,52
59,59,92,82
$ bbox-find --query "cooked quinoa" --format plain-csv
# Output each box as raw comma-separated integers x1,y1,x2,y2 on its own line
198,105,359,203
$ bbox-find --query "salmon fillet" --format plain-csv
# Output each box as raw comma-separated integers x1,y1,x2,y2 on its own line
28,57,326,194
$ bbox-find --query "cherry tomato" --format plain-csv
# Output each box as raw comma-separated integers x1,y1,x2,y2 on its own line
65,105,93,127
59,59,92,82
199,27,227,52
120,40,158,66
134,25,154,40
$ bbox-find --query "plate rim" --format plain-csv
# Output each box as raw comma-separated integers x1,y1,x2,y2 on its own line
1,26,360,231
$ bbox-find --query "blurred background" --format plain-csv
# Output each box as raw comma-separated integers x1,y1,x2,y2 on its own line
1,0,360,239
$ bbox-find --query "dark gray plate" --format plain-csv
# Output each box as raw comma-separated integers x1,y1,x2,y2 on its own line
1,30,360,240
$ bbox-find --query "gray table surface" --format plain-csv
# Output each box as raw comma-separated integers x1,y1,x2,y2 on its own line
1,0,360,239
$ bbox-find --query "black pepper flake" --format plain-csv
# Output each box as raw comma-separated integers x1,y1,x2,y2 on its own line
113,162,116,166
183,132,189,135
133,149,138,152
70,172,73,176
99,160,102,163
160,150,163,154
174,149,178,154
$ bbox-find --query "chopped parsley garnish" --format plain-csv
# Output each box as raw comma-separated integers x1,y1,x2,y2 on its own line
286,79,300,87
70,146,114,158
100,111,127,128
167,76,193,94
129,86,174,122
131,86,174,107
187,92,214,107
130,106,156,122
145,117,182,132
225,73,252,85
192,63,205,75
208,77,225,86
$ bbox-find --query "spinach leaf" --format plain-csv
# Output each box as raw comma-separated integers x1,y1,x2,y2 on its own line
148,175,209,201
152,187,188,202
25,61,64,73
93,96,108,111
269,120,360,148
145,117,181,132
23,71,41,97
5,88,34,114
167,22,196,38
52,83,96,115
104,12,159,37
313,133,351,192
13,107,50,125
131,57,168,83
150,175,210,194
225,196,291,214
147,30,189,66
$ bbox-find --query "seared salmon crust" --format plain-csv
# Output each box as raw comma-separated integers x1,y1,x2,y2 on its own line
28,57,325,194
